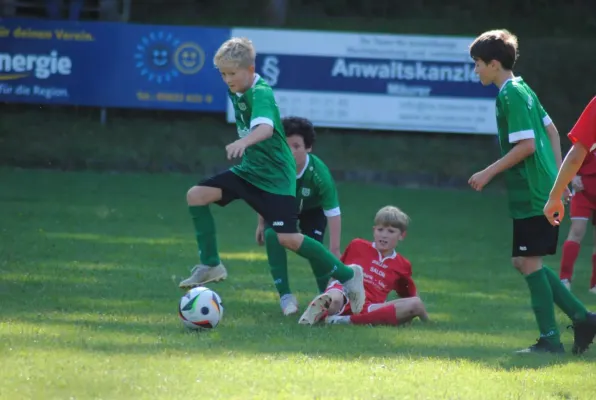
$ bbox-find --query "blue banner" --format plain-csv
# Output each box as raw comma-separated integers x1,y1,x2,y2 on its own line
0,18,229,111
257,54,495,99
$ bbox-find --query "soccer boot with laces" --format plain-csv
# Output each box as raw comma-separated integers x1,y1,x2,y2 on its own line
515,338,565,354
570,312,596,355
179,263,227,289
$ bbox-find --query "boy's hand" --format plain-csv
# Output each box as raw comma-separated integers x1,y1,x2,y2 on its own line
468,169,494,191
226,139,248,160
544,197,564,226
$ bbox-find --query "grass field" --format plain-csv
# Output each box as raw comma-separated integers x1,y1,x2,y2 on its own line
1,168,596,400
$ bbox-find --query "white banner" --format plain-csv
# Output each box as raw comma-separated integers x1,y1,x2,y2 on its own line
227,28,498,135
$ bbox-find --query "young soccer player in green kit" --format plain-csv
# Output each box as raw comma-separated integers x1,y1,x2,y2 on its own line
255,116,342,316
178,37,366,315
468,29,596,354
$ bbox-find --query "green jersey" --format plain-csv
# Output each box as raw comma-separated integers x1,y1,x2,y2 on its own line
229,74,296,196
496,77,557,219
296,154,340,217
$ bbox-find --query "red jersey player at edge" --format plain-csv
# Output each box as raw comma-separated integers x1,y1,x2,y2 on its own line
559,124,596,294
545,96,596,225
467,29,596,354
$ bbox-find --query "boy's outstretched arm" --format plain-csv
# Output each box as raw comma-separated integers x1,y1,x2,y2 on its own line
544,143,589,225
469,139,536,191
226,124,274,159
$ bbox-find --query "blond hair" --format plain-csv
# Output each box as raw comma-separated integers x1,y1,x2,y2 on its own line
213,37,256,69
374,206,410,232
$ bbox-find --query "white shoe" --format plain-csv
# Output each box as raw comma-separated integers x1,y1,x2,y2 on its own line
341,264,365,314
179,263,227,289
298,293,332,325
280,294,298,316
590,286,596,295
561,279,571,290
325,315,350,325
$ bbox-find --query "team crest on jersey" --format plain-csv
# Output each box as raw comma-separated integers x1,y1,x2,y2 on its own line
238,102,247,111
301,187,311,197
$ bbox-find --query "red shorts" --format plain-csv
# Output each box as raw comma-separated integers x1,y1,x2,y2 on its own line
325,281,379,315
570,191,596,224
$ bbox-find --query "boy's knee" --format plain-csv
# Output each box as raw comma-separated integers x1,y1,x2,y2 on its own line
186,186,219,206
328,297,345,315
568,221,587,242
511,257,540,275
512,257,524,273
276,233,301,251
412,297,425,313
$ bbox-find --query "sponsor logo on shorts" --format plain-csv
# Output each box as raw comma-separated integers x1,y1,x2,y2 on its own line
272,221,284,226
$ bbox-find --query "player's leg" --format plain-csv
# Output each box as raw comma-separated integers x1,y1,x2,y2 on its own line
298,208,332,293
560,192,590,289
263,226,296,316
179,171,242,289
515,216,596,355
298,281,347,325
327,297,429,326
259,193,366,314
512,217,563,353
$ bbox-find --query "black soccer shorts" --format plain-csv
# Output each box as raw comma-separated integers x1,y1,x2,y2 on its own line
511,215,559,257
198,170,298,234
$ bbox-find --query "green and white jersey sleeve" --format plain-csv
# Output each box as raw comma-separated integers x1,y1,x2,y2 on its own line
229,74,296,196
296,154,340,216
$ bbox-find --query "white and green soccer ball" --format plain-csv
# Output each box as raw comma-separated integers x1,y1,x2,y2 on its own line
178,286,224,330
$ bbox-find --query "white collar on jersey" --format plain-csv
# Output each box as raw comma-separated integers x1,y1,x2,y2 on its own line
372,242,397,261
235,73,261,97
499,76,522,92
296,154,310,179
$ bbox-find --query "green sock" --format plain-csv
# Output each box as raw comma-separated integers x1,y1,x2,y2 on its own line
543,266,588,321
188,205,220,266
264,228,291,296
309,260,333,293
525,269,561,345
296,235,354,283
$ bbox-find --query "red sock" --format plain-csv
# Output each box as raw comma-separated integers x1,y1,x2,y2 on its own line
591,254,596,289
560,240,581,280
350,305,399,326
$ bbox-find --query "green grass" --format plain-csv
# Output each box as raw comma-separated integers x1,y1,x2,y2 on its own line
1,168,596,400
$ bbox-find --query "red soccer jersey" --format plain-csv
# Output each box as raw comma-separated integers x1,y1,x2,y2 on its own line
578,149,596,197
340,238,417,304
569,96,596,152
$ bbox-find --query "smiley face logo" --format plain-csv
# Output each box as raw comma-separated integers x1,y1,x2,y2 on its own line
174,42,205,75
134,31,180,84
151,47,169,68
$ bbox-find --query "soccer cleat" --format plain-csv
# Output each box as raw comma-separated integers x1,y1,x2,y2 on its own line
590,286,596,295
178,263,227,289
325,315,351,325
515,338,565,354
341,264,365,314
569,312,596,355
298,293,332,325
280,294,299,316
561,279,571,290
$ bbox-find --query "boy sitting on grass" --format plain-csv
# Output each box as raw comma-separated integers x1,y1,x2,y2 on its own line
299,206,429,326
